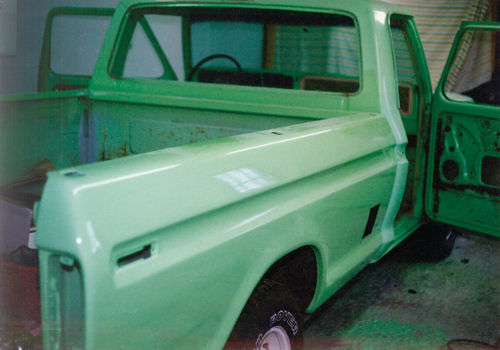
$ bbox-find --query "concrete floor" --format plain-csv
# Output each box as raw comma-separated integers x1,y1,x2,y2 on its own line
303,232,500,350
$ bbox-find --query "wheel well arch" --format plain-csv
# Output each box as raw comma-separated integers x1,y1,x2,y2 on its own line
259,245,319,312
223,246,319,348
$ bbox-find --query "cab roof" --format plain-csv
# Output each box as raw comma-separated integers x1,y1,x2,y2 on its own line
114,0,413,18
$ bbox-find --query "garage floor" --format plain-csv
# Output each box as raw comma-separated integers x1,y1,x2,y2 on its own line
303,232,500,350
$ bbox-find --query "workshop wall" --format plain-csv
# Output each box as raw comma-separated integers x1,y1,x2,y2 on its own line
0,0,119,94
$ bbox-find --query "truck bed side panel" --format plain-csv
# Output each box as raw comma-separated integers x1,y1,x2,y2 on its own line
88,101,309,161
35,112,399,349
0,92,86,185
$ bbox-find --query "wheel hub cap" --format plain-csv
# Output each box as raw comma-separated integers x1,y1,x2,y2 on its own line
256,326,291,350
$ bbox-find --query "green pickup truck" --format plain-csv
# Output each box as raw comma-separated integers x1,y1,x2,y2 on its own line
0,0,498,349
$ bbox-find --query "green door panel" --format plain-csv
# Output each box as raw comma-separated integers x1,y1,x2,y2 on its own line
426,22,500,237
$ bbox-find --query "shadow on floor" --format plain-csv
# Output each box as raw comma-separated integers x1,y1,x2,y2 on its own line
303,232,500,350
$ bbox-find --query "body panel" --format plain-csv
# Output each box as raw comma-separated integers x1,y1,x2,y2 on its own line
36,111,398,349
0,91,87,185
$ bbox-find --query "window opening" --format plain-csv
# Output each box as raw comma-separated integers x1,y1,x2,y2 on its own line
111,7,361,93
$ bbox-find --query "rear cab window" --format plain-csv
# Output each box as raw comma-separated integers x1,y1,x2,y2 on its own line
109,6,361,95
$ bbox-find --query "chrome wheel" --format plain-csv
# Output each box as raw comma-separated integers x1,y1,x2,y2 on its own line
256,326,292,350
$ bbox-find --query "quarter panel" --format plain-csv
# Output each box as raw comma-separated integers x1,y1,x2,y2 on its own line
36,112,398,349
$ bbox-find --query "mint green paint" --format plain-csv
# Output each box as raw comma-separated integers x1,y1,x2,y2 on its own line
0,2,498,349
35,112,398,349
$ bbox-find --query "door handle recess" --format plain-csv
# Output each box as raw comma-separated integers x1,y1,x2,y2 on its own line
117,244,152,267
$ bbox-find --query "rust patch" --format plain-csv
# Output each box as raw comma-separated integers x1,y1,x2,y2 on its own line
117,142,128,158
99,148,106,161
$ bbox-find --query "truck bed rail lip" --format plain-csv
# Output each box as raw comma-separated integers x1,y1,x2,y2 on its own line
0,89,88,102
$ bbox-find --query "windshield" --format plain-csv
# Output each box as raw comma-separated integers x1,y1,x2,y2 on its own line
110,7,361,93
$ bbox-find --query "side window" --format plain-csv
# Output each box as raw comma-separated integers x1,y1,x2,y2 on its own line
390,18,421,135
444,28,499,106
390,21,418,116
269,23,360,92
120,14,183,80
122,18,164,78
